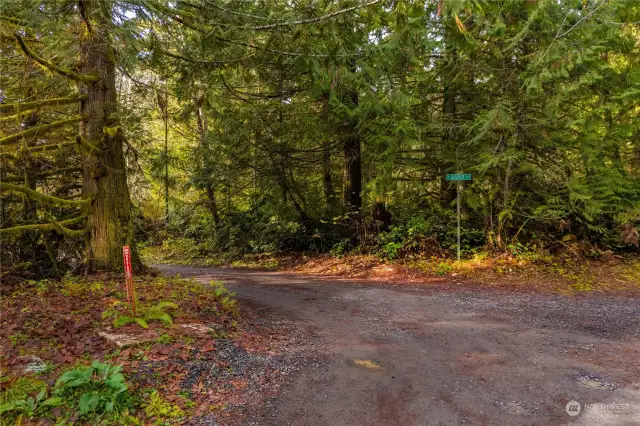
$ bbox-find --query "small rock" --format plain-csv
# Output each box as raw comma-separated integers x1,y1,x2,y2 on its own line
18,355,47,373
98,331,155,348
181,323,218,334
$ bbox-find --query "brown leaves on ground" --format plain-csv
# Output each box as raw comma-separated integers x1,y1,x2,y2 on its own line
0,274,292,425
228,252,640,296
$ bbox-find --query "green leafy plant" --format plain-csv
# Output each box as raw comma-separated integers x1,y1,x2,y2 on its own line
330,239,352,258
60,273,87,297
155,334,173,344
54,360,131,417
378,217,440,260
208,280,238,315
0,388,62,419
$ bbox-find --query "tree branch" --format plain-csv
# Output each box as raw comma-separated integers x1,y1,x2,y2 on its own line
14,34,99,83
0,116,83,146
146,1,362,58
246,0,382,31
27,141,76,153
0,182,90,207
0,215,86,236
2,167,83,182
158,48,254,66
0,96,87,115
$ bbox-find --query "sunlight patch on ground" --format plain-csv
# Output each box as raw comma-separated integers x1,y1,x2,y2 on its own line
352,359,382,369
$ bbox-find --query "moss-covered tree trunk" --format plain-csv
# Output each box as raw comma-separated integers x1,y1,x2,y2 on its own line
79,2,139,272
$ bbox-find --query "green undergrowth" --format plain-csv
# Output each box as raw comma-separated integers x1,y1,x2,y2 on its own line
0,361,194,425
0,361,138,425
141,236,638,294
98,276,238,330
1,274,242,425
403,251,640,293
139,239,226,267
140,239,282,270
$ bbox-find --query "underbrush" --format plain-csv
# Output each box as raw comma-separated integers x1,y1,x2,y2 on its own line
141,234,639,294
394,251,639,294
0,274,247,425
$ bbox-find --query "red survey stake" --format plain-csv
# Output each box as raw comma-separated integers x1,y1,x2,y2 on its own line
122,245,136,315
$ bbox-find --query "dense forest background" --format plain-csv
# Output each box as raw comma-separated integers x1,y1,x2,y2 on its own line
1,0,639,277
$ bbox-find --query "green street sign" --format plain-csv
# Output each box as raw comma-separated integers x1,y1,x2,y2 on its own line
446,173,472,181
445,173,472,261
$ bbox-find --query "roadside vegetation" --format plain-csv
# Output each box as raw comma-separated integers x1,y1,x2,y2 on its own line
0,275,282,424
141,237,640,294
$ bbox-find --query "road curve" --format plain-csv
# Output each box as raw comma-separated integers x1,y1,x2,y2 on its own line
153,264,640,426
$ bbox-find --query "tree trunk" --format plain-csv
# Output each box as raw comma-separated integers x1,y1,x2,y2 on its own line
22,113,39,222
342,89,362,212
164,107,169,219
195,94,218,225
321,94,336,211
80,2,139,272
205,184,219,225
439,24,458,208
322,146,335,210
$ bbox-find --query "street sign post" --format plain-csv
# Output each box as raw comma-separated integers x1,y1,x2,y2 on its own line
122,245,136,315
446,174,472,181
445,174,472,261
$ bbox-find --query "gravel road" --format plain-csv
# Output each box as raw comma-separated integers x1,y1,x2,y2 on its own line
153,264,640,426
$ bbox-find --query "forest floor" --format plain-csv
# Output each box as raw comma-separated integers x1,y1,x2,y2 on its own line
0,274,312,425
153,264,640,425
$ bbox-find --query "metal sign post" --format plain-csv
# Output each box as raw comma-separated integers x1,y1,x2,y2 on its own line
446,174,472,261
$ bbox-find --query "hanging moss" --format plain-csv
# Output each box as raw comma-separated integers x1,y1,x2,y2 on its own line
2,168,83,183
76,136,102,152
102,126,121,138
0,110,36,122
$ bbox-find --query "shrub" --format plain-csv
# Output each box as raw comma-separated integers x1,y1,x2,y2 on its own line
330,239,352,258
208,280,238,316
436,262,453,276
378,216,438,259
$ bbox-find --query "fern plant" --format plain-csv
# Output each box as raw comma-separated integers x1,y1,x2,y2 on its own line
103,301,178,329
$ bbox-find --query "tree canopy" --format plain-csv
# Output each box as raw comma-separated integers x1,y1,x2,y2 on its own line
1,0,639,275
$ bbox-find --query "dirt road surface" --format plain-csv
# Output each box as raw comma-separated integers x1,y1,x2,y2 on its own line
153,264,640,426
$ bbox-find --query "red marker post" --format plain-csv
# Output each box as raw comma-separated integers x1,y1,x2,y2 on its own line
122,246,136,315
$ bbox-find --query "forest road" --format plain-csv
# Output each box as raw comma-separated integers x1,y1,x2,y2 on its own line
153,264,640,426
